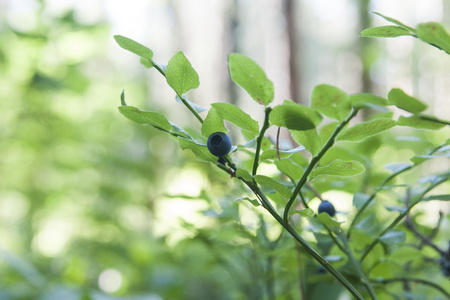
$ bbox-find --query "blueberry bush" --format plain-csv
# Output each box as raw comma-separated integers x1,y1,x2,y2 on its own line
115,13,450,300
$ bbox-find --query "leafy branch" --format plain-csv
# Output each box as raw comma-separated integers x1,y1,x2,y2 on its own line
372,278,450,299
360,176,448,262
284,109,359,223
114,35,204,124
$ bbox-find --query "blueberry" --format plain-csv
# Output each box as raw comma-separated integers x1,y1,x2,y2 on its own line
318,200,336,217
207,132,232,157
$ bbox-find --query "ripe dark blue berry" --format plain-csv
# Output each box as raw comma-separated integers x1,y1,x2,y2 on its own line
207,132,232,157
318,200,336,217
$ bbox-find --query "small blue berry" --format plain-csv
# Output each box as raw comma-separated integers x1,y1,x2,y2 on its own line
318,200,336,217
207,132,232,157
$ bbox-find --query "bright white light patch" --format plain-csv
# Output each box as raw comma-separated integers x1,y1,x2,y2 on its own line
98,269,122,293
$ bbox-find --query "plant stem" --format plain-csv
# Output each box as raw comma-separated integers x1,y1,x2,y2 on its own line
346,165,412,239
240,179,365,300
284,109,358,223
360,176,447,262
252,107,272,175
347,142,448,239
338,231,378,300
373,278,450,299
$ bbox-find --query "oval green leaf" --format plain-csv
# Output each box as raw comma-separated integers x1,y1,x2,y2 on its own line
166,51,200,95
211,102,259,136
397,115,447,130
317,212,344,227
270,101,322,131
361,25,412,38
114,35,153,61
228,53,274,105
337,118,396,142
291,208,315,218
260,146,305,160
310,159,365,178
177,138,216,163
254,175,292,199
387,88,427,113
290,129,322,155
201,107,227,137
416,22,450,54
311,84,351,121
349,93,388,109
118,106,172,132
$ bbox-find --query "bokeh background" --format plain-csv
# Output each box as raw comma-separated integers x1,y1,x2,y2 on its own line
0,0,449,299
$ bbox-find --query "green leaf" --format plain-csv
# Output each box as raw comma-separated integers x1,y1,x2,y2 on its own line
416,22,450,54
361,25,412,38
349,93,388,109
369,262,399,279
389,246,422,264
260,146,305,160
118,106,172,132
236,168,253,182
380,231,406,245
254,175,291,199
275,159,304,182
317,212,344,227
114,35,154,61
177,138,216,162
372,12,415,33
397,115,446,130
228,53,274,105
290,129,321,155
201,107,227,137
211,103,259,136
269,101,322,131
422,194,450,202
291,208,315,218
337,118,396,142
310,159,365,178
166,51,200,95
311,84,351,121
387,88,427,113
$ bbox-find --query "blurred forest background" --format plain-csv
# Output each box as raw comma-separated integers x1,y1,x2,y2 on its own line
0,0,449,299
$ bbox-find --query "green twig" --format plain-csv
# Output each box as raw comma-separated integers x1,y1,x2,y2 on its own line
238,179,365,300
346,165,412,238
360,176,448,262
298,191,309,209
347,142,447,239
338,231,378,300
372,277,450,299
284,109,358,223
252,107,272,175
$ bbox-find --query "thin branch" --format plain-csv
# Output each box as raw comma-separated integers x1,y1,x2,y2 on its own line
252,107,272,175
373,277,450,299
284,109,359,223
347,141,447,239
405,209,446,256
360,176,448,262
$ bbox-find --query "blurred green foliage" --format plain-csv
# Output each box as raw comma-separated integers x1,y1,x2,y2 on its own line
0,3,449,300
